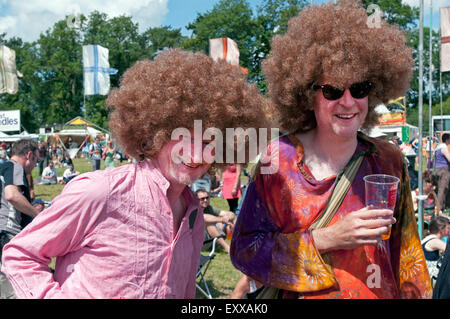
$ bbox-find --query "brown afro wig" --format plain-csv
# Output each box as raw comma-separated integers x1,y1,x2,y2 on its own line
262,0,414,133
106,49,268,165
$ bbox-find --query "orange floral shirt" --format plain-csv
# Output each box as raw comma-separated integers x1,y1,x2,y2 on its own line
230,133,433,298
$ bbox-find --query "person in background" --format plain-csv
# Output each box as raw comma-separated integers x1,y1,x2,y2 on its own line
421,216,449,285
89,137,103,171
412,170,440,226
103,140,116,169
222,164,242,213
1,49,267,299
0,139,40,299
434,133,450,211
196,189,235,254
61,164,80,184
40,161,58,185
37,141,48,177
231,0,432,299
62,154,73,167
0,149,7,164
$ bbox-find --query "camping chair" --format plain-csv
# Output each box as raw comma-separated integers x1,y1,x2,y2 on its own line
196,234,225,299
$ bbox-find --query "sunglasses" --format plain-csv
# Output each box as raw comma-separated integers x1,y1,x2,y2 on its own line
313,81,372,101
198,196,210,201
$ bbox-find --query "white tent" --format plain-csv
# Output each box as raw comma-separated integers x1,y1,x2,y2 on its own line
44,126,104,159
0,130,39,142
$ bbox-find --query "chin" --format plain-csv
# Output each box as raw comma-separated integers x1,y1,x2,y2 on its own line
171,172,200,186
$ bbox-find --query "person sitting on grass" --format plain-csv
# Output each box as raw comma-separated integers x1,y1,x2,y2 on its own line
60,164,80,184
196,189,235,254
40,161,58,185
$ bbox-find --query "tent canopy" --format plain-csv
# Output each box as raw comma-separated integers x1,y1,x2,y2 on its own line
42,117,109,158
0,131,39,143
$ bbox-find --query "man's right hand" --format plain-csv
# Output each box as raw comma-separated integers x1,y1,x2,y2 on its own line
311,206,396,253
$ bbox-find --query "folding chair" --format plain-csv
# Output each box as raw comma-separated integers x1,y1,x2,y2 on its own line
196,234,225,299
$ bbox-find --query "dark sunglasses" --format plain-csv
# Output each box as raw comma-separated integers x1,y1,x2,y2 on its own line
313,81,372,101
199,196,210,201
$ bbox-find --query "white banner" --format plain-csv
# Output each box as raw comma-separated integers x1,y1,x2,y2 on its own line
209,37,240,66
441,6,450,72
0,45,19,94
0,110,20,132
83,45,118,95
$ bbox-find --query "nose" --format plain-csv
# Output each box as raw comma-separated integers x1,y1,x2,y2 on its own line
338,88,356,108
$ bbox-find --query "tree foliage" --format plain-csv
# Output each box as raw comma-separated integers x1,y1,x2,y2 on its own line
0,0,441,133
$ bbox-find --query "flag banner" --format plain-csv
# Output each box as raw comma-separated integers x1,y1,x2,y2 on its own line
209,37,240,66
0,45,19,94
83,45,118,95
441,6,450,72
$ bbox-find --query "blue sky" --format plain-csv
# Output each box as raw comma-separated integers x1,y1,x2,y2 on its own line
165,0,264,34
0,0,448,42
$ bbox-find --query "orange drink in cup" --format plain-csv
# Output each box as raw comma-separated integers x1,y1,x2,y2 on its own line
363,174,400,241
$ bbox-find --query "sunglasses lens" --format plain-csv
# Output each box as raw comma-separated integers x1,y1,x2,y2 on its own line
349,81,372,99
314,81,372,100
321,85,344,100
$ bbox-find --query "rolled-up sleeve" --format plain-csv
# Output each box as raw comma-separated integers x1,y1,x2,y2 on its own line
1,173,107,298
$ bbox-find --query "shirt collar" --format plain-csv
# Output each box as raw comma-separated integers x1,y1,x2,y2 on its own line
140,160,171,194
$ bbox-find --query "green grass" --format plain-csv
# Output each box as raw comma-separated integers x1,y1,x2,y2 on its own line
32,158,245,299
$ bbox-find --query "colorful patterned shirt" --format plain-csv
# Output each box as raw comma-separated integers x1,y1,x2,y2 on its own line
230,133,432,299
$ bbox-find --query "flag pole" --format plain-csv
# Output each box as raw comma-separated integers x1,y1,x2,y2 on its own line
441,70,443,118
418,0,425,240
429,0,433,162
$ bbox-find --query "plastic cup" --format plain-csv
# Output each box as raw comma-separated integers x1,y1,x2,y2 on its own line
363,174,400,241
226,227,232,241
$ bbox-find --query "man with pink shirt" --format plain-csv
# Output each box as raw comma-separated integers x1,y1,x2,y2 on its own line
1,49,266,299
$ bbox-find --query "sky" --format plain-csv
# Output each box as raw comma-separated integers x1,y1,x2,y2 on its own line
0,0,449,42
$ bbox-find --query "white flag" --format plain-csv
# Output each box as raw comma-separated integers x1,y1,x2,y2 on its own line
0,45,19,94
83,45,118,95
441,6,450,72
209,37,240,66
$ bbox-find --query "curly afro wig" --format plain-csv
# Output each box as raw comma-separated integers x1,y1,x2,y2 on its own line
262,0,414,133
106,49,268,165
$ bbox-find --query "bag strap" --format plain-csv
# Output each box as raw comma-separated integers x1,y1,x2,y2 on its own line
309,154,364,230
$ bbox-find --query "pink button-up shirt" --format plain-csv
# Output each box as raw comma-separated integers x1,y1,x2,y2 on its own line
1,161,205,298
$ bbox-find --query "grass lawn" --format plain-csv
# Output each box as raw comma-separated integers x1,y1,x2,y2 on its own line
32,158,246,299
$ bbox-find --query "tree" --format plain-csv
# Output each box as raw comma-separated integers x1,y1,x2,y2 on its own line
361,0,418,30
141,26,187,58
183,0,256,70
406,27,446,110
82,12,187,129
251,0,306,91
0,36,45,133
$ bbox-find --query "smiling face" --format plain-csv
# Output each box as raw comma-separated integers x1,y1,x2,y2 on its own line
312,81,369,141
153,133,214,187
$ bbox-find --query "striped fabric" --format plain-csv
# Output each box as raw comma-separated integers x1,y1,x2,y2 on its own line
441,6,450,72
209,37,240,66
0,45,19,94
82,45,118,95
